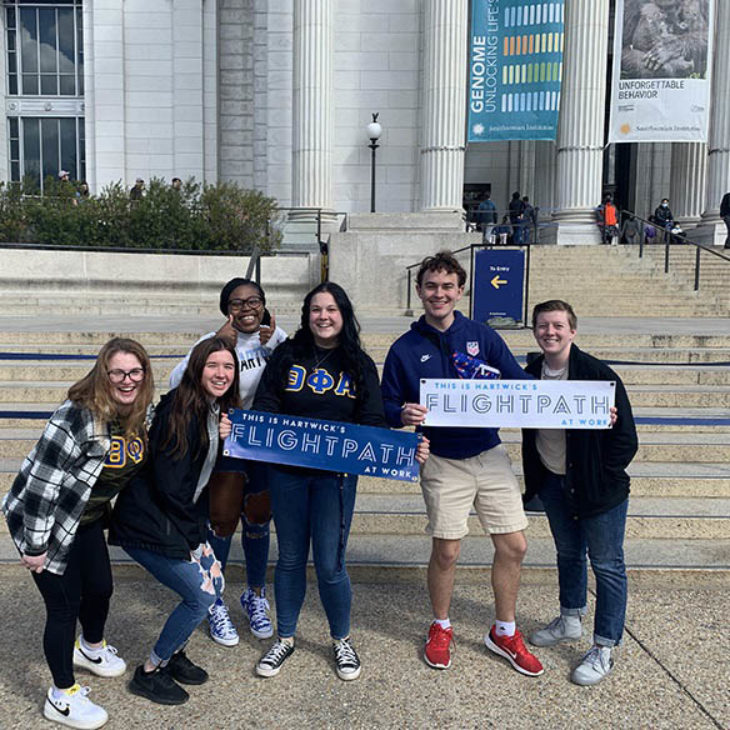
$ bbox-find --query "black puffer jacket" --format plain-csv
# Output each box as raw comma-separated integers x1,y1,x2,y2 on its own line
522,345,638,518
110,391,211,559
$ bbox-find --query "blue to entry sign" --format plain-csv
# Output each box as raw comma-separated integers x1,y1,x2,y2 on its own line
472,249,525,326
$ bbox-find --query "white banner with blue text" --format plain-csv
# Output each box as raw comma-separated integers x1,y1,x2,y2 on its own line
420,379,615,429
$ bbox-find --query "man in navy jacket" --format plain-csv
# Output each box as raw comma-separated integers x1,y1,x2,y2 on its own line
381,251,543,677
522,300,637,686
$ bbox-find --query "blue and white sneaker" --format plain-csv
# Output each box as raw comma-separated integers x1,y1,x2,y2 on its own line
241,587,274,639
208,598,239,647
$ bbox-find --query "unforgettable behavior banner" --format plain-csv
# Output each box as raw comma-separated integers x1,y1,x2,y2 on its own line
223,410,421,483
420,380,615,429
609,0,714,143
468,0,564,142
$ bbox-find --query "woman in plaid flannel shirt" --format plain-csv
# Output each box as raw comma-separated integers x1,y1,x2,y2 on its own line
2,338,154,730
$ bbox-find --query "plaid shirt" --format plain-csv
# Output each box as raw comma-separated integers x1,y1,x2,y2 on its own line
2,401,111,575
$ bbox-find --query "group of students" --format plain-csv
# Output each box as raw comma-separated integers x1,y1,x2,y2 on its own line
4,252,637,729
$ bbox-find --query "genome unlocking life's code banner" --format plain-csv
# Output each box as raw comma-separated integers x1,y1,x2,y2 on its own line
468,0,564,142
223,409,421,483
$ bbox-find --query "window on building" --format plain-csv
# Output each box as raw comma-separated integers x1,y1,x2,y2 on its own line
5,0,83,96
4,0,85,191
7,116,85,190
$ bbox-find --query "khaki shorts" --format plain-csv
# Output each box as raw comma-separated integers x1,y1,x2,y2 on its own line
419,445,528,539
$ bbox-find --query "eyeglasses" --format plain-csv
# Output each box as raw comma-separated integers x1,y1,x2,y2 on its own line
228,296,264,311
108,368,145,383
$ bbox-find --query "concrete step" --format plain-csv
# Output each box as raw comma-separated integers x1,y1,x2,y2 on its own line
345,494,730,540
1,533,727,573
2,426,728,462
2,329,730,349
2,359,729,387
0,459,726,497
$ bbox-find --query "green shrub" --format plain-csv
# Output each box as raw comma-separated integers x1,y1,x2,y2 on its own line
0,176,281,254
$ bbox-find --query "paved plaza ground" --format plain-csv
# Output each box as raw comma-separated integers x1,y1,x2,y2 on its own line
0,568,726,730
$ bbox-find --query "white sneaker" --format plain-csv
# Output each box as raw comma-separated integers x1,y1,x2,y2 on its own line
43,684,108,729
571,645,614,686
208,598,240,647
73,639,127,678
529,615,582,647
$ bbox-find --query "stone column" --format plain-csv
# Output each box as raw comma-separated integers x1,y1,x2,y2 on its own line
291,0,333,217
420,0,467,219
696,0,730,244
548,0,610,245
670,143,707,225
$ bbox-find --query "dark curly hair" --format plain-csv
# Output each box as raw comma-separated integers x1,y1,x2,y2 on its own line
274,282,368,397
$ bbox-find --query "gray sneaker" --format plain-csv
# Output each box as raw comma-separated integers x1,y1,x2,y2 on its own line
571,645,614,686
529,615,582,647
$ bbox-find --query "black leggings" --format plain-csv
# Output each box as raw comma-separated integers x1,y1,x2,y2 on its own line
31,520,113,689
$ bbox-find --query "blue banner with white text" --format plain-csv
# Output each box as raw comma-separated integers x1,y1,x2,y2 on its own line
223,410,421,483
468,0,564,142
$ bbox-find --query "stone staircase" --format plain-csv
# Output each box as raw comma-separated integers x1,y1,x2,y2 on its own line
518,246,726,317
1,326,728,582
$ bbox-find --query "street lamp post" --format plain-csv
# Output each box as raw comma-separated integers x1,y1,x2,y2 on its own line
366,113,382,213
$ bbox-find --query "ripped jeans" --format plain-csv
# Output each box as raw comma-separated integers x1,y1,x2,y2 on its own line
124,543,223,663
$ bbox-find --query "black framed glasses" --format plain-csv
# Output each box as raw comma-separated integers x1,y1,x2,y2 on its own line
107,368,145,384
228,296,264,311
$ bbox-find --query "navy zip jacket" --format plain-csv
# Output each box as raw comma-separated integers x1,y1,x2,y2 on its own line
381,311,528,459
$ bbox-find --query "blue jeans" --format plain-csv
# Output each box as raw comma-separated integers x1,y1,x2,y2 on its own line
539,473,628,646
124,546,221,663
268,467,357,640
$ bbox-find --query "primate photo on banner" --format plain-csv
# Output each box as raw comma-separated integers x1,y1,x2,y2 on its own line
621,0,710,80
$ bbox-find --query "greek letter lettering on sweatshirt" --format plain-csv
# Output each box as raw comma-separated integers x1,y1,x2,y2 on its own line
381,311,529,459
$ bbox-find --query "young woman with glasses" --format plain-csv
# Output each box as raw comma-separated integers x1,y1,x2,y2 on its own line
168,278,287,647
2,338,154,730
111,337,241,705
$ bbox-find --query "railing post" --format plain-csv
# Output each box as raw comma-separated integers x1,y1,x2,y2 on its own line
694,246,701,291
664,236,670,274
523,243,530,327
406,268,412,315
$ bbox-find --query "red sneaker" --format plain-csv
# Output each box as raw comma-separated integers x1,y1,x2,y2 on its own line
485,626,544,676
424,622,454,669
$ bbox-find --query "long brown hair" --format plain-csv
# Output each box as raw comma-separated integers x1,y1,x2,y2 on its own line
161,337,241,460
67,338,154,437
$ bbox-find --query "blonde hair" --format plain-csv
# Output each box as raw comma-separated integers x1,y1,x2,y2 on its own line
67,338,154,437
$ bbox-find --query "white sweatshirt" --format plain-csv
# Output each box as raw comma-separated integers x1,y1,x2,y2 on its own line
168,327,288,408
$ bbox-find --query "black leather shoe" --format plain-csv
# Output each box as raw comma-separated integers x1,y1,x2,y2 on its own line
164,650,209,685
129,665,189,705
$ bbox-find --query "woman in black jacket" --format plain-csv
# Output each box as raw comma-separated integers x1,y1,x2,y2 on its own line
111,338,240,706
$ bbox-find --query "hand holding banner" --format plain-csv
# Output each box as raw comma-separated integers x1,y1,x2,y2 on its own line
223,409,421,483
420,379,615,429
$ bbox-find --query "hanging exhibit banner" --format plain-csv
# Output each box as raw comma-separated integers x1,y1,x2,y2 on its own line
467,0,565,142
608,0,714,143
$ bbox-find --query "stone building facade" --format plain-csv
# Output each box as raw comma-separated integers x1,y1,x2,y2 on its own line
2,0,728,244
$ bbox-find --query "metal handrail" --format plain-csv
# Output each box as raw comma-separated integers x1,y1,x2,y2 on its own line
619,209,730,292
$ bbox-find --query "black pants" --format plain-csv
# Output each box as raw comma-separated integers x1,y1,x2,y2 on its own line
31,520,113,688
723,215,730,248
